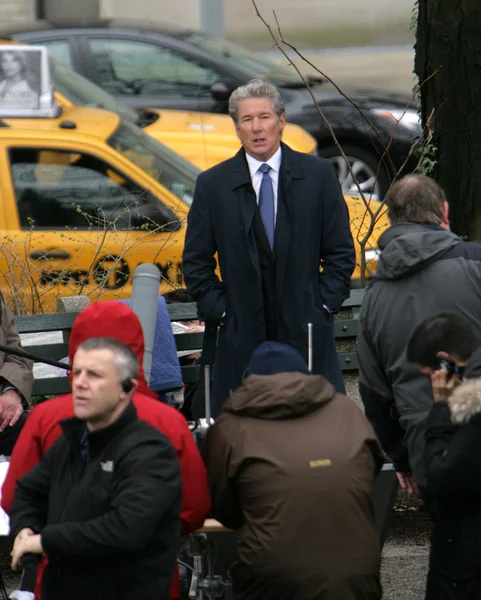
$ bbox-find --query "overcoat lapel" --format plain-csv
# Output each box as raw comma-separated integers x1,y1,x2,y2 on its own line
275,143,304,300
230,149,261,280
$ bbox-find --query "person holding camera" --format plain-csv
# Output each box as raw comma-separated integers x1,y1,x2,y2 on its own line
407,312,481,599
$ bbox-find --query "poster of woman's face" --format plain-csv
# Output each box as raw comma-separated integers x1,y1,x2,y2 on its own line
0,48,41,110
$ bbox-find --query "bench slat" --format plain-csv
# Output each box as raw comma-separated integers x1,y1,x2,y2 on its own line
341,289,365,308
181,365,201,384
16,312,77,334
26,343,69,362
167,303,198,322
174,332,204,352
174,324,358,351
32,377,71,396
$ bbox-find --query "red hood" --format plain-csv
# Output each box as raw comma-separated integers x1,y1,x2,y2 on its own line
68,301,156,399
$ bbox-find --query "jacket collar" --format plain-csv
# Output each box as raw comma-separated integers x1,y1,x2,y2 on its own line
378,222,458,251
229,142,304,190
224,372,336,419
60,401,137,458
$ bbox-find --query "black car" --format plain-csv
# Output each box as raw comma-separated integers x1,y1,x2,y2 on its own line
1,19,422,198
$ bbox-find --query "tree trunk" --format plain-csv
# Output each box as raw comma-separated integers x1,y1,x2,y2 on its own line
415,0,481,239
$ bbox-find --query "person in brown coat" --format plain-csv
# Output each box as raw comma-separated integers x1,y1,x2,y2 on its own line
0,291,33,455
202,341,384,600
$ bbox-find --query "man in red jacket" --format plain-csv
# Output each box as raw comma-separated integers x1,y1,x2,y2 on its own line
2,301,211,600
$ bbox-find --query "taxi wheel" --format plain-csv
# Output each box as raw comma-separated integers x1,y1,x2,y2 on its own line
318,144,390,201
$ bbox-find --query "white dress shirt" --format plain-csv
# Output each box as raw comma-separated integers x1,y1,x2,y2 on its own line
245,146,282,219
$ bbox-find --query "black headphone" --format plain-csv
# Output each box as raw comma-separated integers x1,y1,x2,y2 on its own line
121,379,134,393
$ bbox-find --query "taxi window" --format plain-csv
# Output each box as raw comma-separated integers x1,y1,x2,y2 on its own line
107,119,197,206
88,38,220,98
8,148,180,232
42,41,73,69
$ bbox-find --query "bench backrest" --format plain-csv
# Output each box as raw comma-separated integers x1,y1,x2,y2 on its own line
15,288,365,398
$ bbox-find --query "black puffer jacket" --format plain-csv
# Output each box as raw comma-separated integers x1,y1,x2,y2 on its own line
10,402,181,600
424,348,481,596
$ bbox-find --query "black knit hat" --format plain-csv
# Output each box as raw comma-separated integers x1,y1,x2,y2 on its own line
245,341,309,376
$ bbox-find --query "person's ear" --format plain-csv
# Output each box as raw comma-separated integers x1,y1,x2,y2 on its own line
440,201,450,230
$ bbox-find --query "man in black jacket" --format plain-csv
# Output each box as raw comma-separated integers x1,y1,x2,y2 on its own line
183,78,355,417
407,313,481,599
9,337,181,600
357,174,481,498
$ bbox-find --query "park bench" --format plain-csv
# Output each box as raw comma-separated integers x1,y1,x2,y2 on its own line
14,289,367,398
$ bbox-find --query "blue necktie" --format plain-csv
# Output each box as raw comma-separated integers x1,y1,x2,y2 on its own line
258,163,275,250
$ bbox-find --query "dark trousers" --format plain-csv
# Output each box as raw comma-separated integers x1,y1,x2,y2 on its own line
426,568,481,600
0,411,27,456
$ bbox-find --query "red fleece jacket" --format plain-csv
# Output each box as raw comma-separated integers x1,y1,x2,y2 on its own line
2,301,211,600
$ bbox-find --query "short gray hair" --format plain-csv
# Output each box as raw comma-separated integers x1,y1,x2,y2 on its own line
386,174,447,226
228,79,285,123
77,337,139,383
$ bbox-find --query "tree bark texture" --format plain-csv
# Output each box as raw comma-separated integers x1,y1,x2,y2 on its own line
415,0,481,239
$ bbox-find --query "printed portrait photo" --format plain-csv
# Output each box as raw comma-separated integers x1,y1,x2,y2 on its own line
0,48,41,110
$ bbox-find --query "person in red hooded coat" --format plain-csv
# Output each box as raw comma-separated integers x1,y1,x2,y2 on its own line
1,301,211,600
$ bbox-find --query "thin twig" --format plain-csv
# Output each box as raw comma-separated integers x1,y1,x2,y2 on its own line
251,0,374,211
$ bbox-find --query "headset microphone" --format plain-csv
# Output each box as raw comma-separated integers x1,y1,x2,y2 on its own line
121,379,133,393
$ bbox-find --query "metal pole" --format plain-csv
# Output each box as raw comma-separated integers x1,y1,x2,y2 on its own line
130,264,161,385
307,323,313,373
204,364,211,422
200,0,225,38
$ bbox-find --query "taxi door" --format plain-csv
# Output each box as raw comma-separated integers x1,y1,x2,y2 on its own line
0,137,187,313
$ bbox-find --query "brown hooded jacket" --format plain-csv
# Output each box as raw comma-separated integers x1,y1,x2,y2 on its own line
203,372,384,600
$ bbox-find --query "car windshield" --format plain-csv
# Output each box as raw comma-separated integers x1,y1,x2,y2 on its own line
107,119,198,206
49,56,138,123
183,33,302,87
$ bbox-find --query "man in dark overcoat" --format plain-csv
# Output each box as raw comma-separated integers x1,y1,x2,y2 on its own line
182,78,355,416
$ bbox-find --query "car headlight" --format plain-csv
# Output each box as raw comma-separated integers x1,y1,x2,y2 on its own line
373,108,422,135
365,249,380,262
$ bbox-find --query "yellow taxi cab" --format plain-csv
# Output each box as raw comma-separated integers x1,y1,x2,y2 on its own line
0,46,197,313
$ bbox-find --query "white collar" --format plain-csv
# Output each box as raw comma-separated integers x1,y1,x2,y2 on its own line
245,146,282,178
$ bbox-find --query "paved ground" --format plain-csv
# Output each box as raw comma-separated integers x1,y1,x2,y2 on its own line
381,496,431,599
382,542,429,599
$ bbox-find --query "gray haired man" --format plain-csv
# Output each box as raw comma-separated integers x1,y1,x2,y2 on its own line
9,337,181,600
357,174,481,500
183,78,356,417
